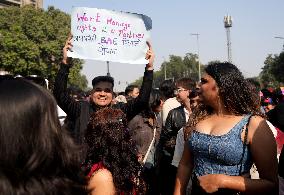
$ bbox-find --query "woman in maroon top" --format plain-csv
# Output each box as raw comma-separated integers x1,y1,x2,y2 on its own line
82,108,146,195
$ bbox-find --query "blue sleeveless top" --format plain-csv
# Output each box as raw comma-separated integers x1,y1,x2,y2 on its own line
188,115,253,177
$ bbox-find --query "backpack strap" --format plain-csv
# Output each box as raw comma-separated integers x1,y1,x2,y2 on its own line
142,127,157,164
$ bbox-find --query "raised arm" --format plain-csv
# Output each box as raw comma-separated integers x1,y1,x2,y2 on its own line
53,35,81,119
120,41,154,121
145,41,154,71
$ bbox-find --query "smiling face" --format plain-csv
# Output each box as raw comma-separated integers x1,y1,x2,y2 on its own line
91,81,113,107
198,73,219,106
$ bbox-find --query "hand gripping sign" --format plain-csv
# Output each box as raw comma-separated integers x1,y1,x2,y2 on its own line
68,7,152,64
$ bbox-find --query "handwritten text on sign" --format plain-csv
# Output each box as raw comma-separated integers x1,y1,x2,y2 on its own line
68,7,152,64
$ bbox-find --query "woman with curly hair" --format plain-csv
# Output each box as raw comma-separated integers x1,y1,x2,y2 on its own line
174,62,278,195
83,108,145,195
0,78,87,194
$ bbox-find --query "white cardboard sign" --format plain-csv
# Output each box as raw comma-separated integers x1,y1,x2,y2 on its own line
68,7,152,64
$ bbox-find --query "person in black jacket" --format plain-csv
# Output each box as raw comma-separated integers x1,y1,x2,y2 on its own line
159,77,196,195
53,35,154,144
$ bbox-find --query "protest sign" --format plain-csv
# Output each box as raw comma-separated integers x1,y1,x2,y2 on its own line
68,7,152,64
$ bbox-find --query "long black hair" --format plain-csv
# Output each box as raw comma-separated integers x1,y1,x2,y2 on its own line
140,88,163,119
0,78,86,194
83,108,145,195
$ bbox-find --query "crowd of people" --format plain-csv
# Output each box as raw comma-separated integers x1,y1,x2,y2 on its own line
0,34,283,195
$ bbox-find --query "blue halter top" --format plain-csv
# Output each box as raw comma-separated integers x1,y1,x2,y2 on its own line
188,114,253,177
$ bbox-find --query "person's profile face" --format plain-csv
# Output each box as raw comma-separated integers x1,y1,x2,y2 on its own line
198,73,219,105
153,99,164,113
175,86,189,103
130,87,140,98
91,81,113,107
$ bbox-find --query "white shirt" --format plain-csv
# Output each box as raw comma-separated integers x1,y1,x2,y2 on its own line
184,107,190,122
172,127,193,194
171,128,185,167
57,105,67,126
171,108,189,167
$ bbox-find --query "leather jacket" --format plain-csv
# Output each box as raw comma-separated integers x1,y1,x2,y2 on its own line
160,105,186,158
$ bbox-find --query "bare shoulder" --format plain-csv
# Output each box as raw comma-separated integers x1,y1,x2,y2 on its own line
88,169,116,195
249,115,265,128
90,168,113,183
248,115,274,142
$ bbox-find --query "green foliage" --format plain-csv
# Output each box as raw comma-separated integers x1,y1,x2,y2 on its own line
69,60,88,89
133,50,284,91
207,60,222,65
132,77,143,86
0,5,88,90
183,53,200,81
133,53,202,88
270,52,284,84
260,53,284,88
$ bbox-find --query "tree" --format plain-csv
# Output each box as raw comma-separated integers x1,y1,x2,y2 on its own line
270,52,284,84
68,61,88,90
0,5,87,90
183,53,199,81
207,60,222,65
259,54,282,88
133,53,201,88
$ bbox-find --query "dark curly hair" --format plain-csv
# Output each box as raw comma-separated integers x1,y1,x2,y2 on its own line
206,62,262,114
0,78,87,194
83,108,145,194
184,62,264,137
